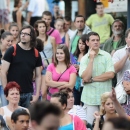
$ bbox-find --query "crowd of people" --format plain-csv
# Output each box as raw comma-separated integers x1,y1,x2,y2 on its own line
0,0,130,130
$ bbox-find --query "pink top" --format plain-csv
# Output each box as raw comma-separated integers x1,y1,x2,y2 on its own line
46,63,77,100
47,27,62,44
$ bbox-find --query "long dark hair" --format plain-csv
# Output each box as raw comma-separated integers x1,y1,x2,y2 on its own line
34,20,48,41
19,25,36,48
14,0,20,7
54,44,70,67
73,34,89,57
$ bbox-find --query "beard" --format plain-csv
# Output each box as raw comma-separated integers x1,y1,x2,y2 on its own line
112,29,123,35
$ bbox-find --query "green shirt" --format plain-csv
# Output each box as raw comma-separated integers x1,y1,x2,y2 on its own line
86,14,114,44
71,35,80,54
113,41,119,49
79,49,115,105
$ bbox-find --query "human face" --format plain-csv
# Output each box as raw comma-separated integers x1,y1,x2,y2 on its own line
6,87,20,104
55,21,64,32
37,23,47,35
67,92,74,109
64,20,71,32
86,35,100,51
56,49,65,62
78,39,86,52
1,35,13,50
123,81,130,94
103,98,115,114
125,32,130,47
112,22,123,35
33,114,60,130
42,15,52,27
54,5,59,13
102,122,114,130
74,17,85,31
18,0,22,8
10,26,19,39
20,28,31,44
96,5,104,16
12,115,29,130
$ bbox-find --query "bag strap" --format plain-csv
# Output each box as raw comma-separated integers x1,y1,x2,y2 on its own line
48,28,55,36
34,48,39,57
12,44,17,56
42,51,50,65
57,68,68,81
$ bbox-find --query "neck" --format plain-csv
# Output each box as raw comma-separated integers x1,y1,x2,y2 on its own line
77,27,84,36
7,103,19,111
98,13,104,17
80,50,85,54
58,61,66,66
113,34,121,40
19,42,31,50
47,26,51,31
105,113,117,120
60,111,65,118
39,33,46,38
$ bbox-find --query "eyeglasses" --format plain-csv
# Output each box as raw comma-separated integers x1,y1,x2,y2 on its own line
20,32,31,36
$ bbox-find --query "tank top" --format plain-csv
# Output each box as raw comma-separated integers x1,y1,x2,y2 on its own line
40,36,53,59
59,123,73,130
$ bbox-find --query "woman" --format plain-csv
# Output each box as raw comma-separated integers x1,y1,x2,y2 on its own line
0,30,13,107
12,0,24,29
55,19,69,46
71,34,89,105
45,44,77,100
9,22,19,44
34,20,56,99
50,91,87,130
0,81,27,130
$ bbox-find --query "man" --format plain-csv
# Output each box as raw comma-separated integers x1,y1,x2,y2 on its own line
86,2,114,45
112,29,130,83
11,108,30,130
70,15,91,53
79,32,115,124
1,25,42,108
103,19,126,55
29,101,61,130
64,16,75,39
27,0,49,26
42,11,62,45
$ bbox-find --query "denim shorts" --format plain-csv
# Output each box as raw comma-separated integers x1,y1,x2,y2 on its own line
41,67,47,75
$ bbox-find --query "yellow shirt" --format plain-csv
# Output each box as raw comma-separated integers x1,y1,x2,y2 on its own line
86,14,114,44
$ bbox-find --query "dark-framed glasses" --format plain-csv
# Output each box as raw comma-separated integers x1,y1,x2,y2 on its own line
20,32,31,36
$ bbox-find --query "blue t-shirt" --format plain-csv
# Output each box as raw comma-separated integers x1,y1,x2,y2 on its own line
59,123,73,130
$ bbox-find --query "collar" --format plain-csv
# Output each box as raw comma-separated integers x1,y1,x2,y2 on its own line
88,49,104,56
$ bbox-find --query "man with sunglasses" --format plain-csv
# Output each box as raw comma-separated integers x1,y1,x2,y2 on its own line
1,25,42,108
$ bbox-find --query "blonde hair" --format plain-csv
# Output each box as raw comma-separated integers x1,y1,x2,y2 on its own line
100,92,110,115
55,18,64,25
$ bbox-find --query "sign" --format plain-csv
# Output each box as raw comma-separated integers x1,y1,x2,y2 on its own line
104,0,127,13
101,0,108,7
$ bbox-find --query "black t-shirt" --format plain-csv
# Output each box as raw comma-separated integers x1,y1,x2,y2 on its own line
3,44,42,93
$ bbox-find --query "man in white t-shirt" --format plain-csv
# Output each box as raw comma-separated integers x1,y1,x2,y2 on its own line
27,0,49,26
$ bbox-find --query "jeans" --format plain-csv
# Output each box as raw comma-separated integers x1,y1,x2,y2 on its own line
19,93,33,108
0,85,8,106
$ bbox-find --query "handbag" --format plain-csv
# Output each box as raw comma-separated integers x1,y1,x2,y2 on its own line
47,68,68,100
115,78,127,104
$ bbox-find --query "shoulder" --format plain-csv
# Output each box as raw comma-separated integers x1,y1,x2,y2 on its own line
47,63,55,70
100,49,111,56
68,64,77,72
114,47,125,56
0,107,4,116
88,14,96,19
49,36,55,41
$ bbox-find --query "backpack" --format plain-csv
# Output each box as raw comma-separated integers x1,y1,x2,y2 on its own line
12,44,39,57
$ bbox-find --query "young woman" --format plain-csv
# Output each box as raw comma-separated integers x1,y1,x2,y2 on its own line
12,0,24,29
55,19,69,46
50,92,87,130
71,34,89,105
34,20,56,99
45,44,77,100
9,22,19,44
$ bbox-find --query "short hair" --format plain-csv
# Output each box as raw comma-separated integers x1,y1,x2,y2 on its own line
51,92,68,106
9,22,19,31
14,0,20,7
29,101,61,124
0,30,12,40
96,2,104,7
35,38,44,52
54,44,70,67
74,15,85,22
64,16,71,22
86,32,100,42
42,11,52,18
11,108,30,123
112,19,125,30
55,18,64,24
4,81,21,97
106,117,130,130
20,25,36,48
125,28,130,38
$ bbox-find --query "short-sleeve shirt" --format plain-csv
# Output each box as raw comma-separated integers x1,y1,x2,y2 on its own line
86,14,114,43
3,44,42,93
79,49,115,105
112,45,130,82
47,28,62,44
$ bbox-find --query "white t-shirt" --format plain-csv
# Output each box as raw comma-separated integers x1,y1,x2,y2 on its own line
28,0,49,17
67,29,76,40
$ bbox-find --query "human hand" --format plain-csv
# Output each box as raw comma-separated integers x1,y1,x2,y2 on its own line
109,87,117,101
30,95,39,104
89,48,96,59
93,111,100,120
58,83,68,90
73,64,79,71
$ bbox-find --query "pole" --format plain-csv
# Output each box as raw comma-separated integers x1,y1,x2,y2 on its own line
127,0,130,28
